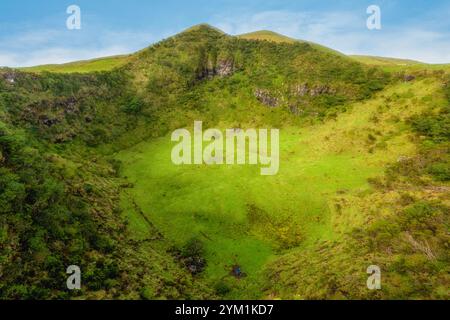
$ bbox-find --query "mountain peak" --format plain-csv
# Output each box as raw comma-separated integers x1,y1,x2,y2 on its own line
182,23,226,34
237,30,297,43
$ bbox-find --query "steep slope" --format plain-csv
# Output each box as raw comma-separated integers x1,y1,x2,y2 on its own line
15,26,349,74
0,24,448,300
0,68,213,299
264,78,450,299
120,24,388,128
116,75,449,299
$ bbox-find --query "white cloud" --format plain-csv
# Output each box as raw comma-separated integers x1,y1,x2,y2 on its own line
1,9,449,67
210,10,362,41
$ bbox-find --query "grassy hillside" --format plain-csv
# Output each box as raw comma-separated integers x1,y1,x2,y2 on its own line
20,55,131,74
350,55,424,67
351,55,450,73
0,24,448,300
264,78,450,299
18,27,347,74
237,30,346,56
116,77,449,299
237,30,298,43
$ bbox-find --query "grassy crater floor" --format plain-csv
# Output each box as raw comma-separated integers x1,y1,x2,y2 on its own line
115,79,442,298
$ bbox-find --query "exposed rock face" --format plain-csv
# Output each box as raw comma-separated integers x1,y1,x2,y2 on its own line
23,97,80,121
197,59,234,80
292,83,336,97
5,75,15,84
18,96,83,143
310,85,336,96
292,84,309,96
254,89,280,107
2,70,18,84
216,59,233,77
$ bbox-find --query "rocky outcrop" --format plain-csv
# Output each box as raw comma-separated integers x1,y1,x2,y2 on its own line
254,89,280,107
1,70,18,85
197,59,234,80
292,84,309,96
216,59,233,77
23,97,80,121
310,85,336,96
18,96,83,143
292,83,336,97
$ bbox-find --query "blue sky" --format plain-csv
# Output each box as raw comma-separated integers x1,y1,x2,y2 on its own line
0,0,449,66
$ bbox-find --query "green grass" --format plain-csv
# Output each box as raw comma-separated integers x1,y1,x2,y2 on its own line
20,54,130,73
115,79,439,298
350,55,450,73
2,23,448,300
350,55,424,66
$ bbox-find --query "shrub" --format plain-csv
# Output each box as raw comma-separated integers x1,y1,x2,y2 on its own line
427,161,450,181
214,280,231,296
181,237,205,259
121,96,144,114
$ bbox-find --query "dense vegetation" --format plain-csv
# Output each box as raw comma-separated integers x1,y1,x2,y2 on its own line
264,73,450,299
0,24,448,299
